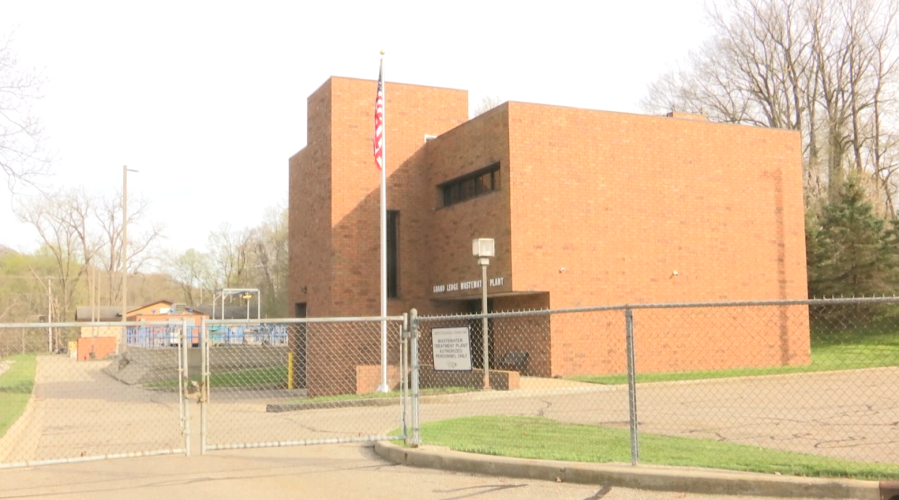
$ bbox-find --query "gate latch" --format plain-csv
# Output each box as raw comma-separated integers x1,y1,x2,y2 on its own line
183,379,200,397
196,380,208,404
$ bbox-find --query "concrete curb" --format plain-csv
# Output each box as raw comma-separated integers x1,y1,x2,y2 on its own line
374,441,884,499
267,393,470,412
267,398,398,412
266,385,618,413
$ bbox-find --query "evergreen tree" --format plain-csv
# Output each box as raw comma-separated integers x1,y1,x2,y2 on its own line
808,176,896,299
880,218,899,288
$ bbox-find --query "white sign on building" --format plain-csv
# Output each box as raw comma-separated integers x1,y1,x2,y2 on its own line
431,326,472,371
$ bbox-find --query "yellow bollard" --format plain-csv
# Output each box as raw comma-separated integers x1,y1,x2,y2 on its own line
287,351,294,390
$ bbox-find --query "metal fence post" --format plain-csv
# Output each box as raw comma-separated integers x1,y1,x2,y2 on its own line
200,317,208,455
400,312,409,440
408,308,421,447
181,318,191,457
177,321,186,456
625,308,639,465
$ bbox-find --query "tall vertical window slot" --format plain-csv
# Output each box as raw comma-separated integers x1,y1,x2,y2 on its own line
387,210,399,298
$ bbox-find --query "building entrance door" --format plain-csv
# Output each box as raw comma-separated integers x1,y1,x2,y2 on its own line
467,299,494,370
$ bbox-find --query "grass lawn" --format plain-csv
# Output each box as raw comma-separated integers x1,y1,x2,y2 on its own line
0,354,37,439
147,366,288,388
405,415,899,480
571,316,899,385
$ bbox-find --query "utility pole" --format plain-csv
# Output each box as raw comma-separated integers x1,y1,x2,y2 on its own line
122,166,139,323
47,278,52,353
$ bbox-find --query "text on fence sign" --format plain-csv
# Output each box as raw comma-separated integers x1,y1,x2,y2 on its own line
431,326,472,371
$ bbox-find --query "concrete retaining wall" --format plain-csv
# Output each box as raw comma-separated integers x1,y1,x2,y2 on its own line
420,365,519,391
104,345,289,385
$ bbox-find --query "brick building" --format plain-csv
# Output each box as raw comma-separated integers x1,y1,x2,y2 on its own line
289,76,810,396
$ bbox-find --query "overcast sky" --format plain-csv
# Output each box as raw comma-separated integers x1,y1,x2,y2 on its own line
1,1,712,255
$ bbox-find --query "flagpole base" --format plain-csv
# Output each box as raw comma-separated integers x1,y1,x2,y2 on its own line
375,383,390,393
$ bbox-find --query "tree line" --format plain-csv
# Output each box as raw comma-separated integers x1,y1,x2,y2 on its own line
0,187,163,324
0,188,288,323
0,32,290,323
167,206,288,318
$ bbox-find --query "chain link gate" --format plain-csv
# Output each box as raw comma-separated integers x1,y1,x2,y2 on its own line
0,320,192,469
199,316,410,452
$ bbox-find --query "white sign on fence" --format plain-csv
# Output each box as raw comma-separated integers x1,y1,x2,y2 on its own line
431,326,472,371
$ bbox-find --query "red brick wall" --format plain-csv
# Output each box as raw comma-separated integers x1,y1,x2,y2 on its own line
355,364,400,394
289,80,336,396
491,293,551,376
505,103,808,376
289,77,469,395
507,103,806,306
548,305,811,378
289,79,333,319
289,78,810,392
77,337,117,361
424,104,513,302
631,305,811,373
326,78,468,318
290,77,469,320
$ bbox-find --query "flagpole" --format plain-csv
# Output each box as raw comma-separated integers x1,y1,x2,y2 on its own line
377,50,389,393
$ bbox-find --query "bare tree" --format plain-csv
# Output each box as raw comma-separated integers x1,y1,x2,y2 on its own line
0,31,50,191
642,0,816,129
208,223,252,289
168,248,214,306
13,187,163,329
94,190,164,303
471,95,504,118
0,246,60,326
641,0,899,212
0,298,16,322
172,205,286,315
248,205,288,316
14,188,97,329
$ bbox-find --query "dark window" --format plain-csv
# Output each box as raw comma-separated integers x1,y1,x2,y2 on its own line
293,303,307,388
387,210,398,298
440,163,500,208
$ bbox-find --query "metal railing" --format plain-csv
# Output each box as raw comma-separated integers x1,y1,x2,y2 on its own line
124,324,289,348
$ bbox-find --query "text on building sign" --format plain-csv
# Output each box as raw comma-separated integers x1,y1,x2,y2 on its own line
433,276,504,294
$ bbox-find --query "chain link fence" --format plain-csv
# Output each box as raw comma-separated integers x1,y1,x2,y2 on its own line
0,321,186,468
3,298,897,480
411,298,899,479
202,317,408,451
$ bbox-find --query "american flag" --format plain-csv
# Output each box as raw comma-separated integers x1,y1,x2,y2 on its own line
373,64,385,171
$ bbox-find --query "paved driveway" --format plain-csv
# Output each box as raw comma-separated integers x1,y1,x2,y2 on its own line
206,369,899,464
409,368,899,463
0,355,182,463
0,444,846,500
2,354,897,468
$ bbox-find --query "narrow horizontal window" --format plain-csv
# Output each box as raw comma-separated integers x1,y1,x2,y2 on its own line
439,163,500,208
